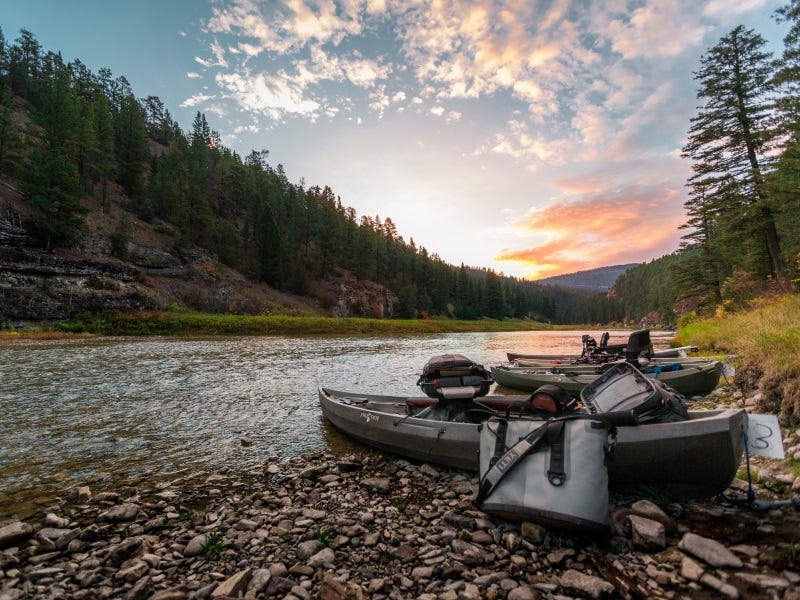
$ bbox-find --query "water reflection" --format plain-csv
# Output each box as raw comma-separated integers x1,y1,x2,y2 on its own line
0,329,675,519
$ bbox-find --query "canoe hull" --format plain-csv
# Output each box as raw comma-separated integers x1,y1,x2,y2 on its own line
319,388,746,499
491,362,722,397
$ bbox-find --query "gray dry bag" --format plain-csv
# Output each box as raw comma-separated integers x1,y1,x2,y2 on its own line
476,416,614,533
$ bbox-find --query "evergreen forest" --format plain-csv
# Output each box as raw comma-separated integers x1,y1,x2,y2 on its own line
1,2,799,326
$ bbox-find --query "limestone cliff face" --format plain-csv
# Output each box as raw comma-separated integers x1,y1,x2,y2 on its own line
1,196,397,323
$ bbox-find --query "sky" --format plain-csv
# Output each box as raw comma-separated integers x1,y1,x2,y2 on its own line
1,0,789,279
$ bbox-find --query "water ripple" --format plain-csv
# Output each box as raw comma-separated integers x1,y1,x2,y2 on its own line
0,330,674,518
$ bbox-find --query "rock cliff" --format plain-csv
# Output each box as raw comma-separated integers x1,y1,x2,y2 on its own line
1,186,396,323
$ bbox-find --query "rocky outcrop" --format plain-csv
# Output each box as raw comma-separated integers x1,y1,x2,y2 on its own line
0,245,162,321
0,201,328,322
322,272,397,318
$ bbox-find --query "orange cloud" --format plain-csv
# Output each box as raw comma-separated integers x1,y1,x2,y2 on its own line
495,182,686,279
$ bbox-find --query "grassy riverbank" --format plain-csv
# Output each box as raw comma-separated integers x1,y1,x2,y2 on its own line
676,292,800,424
11,309,557,337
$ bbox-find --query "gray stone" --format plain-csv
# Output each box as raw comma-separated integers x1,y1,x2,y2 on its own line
559,569,615,599
116,559,149,582
246,568,271,595
699,572,739,598
212,568,252,598
733,572,790,590
296,540,324,560
678,533,744,568
266,576,295,596
43,514,70,528
106,537,144,566
630,499,676,531
0,522,33,549
507,586,541,600
183,533,207,557
307,547,335,568
681,556,705,581
411,565,434,579
629,515,666,551
100,502,141,522
520,521,546,544
360,477,391,494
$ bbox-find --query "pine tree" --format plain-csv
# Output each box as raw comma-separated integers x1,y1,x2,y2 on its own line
114,94,148,197
682,25,783,281
21,66,86,249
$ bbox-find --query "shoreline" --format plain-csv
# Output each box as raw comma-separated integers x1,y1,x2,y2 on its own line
1,437,798,600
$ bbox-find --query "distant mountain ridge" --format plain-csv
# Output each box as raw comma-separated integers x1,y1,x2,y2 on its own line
535,264,639,291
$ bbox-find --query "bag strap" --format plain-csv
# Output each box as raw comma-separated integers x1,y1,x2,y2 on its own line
489,418,509,468
475,420,552,507
545,420,566,486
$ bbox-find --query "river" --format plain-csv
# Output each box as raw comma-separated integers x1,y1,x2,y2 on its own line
0,329,676,520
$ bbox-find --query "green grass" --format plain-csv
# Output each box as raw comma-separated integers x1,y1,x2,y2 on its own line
313,526,334,547
51,309,555,337
677,293,800,423
201,526,225,560
676,294,800,371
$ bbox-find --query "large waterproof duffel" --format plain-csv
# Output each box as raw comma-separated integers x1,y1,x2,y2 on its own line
476,416,614,532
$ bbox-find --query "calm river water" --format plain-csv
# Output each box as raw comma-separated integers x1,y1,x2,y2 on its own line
0,329,676,519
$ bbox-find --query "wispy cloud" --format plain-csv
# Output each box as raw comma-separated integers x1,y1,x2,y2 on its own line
496,179,686,278
183,0,777,278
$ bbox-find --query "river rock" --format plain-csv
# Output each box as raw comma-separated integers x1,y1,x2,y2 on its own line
307,547,335,568
559,569,615,599
629,515,666,551
0,521,33,549
296,540,324,560
630,499,676,531
678,533,743,568
211,568,252,598
733,572,791,590
360,477,391,494
184,533,207,557
100,502,142,522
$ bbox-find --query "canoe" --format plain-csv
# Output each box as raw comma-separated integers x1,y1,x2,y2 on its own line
491,361,722,397
318,387,746,499
509,357,716,370
507,345,699,363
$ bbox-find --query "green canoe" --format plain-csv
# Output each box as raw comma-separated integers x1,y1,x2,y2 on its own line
491,361,722,397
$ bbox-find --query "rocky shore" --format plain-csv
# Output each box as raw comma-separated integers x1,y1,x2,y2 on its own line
1,429,799,600
2,385,800,600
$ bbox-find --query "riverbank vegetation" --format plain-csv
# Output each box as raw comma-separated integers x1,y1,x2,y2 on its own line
677,293,800,423
48,310,556,337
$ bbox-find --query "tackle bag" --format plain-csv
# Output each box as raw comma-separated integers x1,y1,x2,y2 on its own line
580,362,688,425
476,416,614,532
416,354,494,399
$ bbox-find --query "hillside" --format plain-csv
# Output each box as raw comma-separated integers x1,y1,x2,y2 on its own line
535,264,638,291
0,30,598,325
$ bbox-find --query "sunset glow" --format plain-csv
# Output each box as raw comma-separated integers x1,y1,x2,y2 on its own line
4,0,786,279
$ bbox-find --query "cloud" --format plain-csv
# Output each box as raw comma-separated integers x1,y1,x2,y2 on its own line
495,179,686,278
187,72,202,79
181,93,216,107
703,0,773,18
605,2,709,59
216,71,321,119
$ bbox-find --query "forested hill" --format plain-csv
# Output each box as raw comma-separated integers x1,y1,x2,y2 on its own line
535,264,638,291
0,28,597,324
